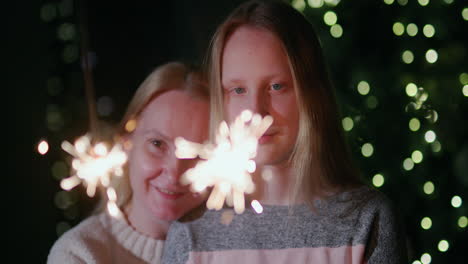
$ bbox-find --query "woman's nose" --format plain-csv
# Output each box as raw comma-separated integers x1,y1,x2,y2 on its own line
246,89,269,116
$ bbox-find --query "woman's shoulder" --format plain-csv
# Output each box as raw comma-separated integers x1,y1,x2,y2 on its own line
47,213,109,264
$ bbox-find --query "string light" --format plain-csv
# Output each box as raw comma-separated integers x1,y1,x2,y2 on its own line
330,24,343,38
459,73,468,85
402,50,414,64
417,0,429,6
431,140,442,153
323,11,337,26
366,96,378,109
423,181,434,195
393,22,405,36
438,240,449,252
422,24,435,38
406,23,418,37
361,143,374,157
403,158,414,171
307,0,324,8
425,49,438,63
451,195,462,208
462,8,468,21
409,118,420,132
372,174,385,187
411,150,423,164
291,0,306,11
397,0,408,6
463,85,468,97
37,139,49,155
420,253,431,264
357,81,370,95
424,130,436,143
458,216,467,228
384,0,395,5
421,217,432,230
342,117,354,131
406,83,418,97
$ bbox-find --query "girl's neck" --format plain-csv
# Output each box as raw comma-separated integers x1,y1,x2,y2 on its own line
250,163,294,206
124,201,170,240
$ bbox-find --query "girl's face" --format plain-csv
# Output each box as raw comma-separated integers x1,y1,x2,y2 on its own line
222,26,299,166
127,90,209,221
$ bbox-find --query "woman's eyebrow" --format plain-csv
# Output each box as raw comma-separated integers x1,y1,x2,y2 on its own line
142,129,171,141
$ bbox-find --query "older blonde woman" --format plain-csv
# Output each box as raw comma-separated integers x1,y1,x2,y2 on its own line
48,62,209,264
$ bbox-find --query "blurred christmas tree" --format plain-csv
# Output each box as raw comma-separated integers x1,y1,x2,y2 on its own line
290,0,467,262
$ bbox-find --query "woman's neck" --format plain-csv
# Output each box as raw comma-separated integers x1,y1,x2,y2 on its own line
124,201,170,240
250,163,294,206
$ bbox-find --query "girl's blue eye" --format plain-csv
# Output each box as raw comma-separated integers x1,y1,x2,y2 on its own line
234,87,246,94
271,83,283,91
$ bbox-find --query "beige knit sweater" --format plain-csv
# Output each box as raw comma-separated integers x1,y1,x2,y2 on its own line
48,212,164,264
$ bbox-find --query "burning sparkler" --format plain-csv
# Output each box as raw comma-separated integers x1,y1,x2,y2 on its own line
60,134,127,217
175,110,273,214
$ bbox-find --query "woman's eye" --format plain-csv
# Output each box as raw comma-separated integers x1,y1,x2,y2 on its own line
271,83,283,91
233,87,246,94
151,139,163,148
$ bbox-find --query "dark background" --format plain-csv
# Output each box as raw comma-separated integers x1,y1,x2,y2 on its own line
8,0,467,262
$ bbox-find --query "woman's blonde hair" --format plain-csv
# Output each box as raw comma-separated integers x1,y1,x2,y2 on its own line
206,0,362,206
95,61,208,213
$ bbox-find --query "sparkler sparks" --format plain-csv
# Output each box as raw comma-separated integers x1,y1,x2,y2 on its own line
175,110,273,214
60,134,127,218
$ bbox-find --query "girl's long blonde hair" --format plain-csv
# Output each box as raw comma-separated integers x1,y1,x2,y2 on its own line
206,0,362,206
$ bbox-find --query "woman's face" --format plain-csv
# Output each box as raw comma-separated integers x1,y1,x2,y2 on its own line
222,26,299,166
127,90,209,221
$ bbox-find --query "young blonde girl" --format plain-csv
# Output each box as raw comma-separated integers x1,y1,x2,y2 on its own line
163,1,407,263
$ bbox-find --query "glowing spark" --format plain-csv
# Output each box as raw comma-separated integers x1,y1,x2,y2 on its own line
60,134,127,217
37,140,49,155
251,200,263,214
175,110,273,214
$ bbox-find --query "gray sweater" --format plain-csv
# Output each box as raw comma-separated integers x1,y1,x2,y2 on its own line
162,186,407,264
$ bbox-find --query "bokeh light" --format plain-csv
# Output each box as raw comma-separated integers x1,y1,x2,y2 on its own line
406,83,418,96
458,216,467,228
417,0,429,6
438,240,449,252
463,85,468,96
361,143,374,157
403,158,414,171
421,253,431,264
409,118,420,132
425,49,438,63
462,8,468,21
423,181,434,195
421,217,432,230
412,150,423,163
323,11,337,26
342,117,354,131
402,50,414,64
393,22,405,36
407,23,418,36
307,0,324,8
357,81,370,95
372,173,385,187
291,0,306,11
451,195,462,208
431,140,442,153
424,130,436,143
422,24,435,38
330,24,343,38
37,140,49,155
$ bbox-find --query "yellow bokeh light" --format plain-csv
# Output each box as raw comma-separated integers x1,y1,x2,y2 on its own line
407,23,418,36
451,195,462,208
412,261,422,264
393,22,405,36
438,240,449,252
384,0,395,4
409,118,420,132
425,49,438,63
357,81,370,95
460,73,468,85
125,119,137,133
308,0,324,8
463,8,468,21
366,96,378,109
37,140,49,155
402,50,414,64
330,24,343,38
421,253,431,264
463,85,468,96
421,217,432,230
403,158,414,171
458,216,467,228
418,0,429,6
398,0,408,6
412,150,423,163
431,140,441,153
342,117,354,131
423,181,434,195
372,174,385,187
292,0,306,12
406,83,418,96
422,24,435,38
324,11,337,26
443,0,453,4
361,143,374,157
424,130,436,143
